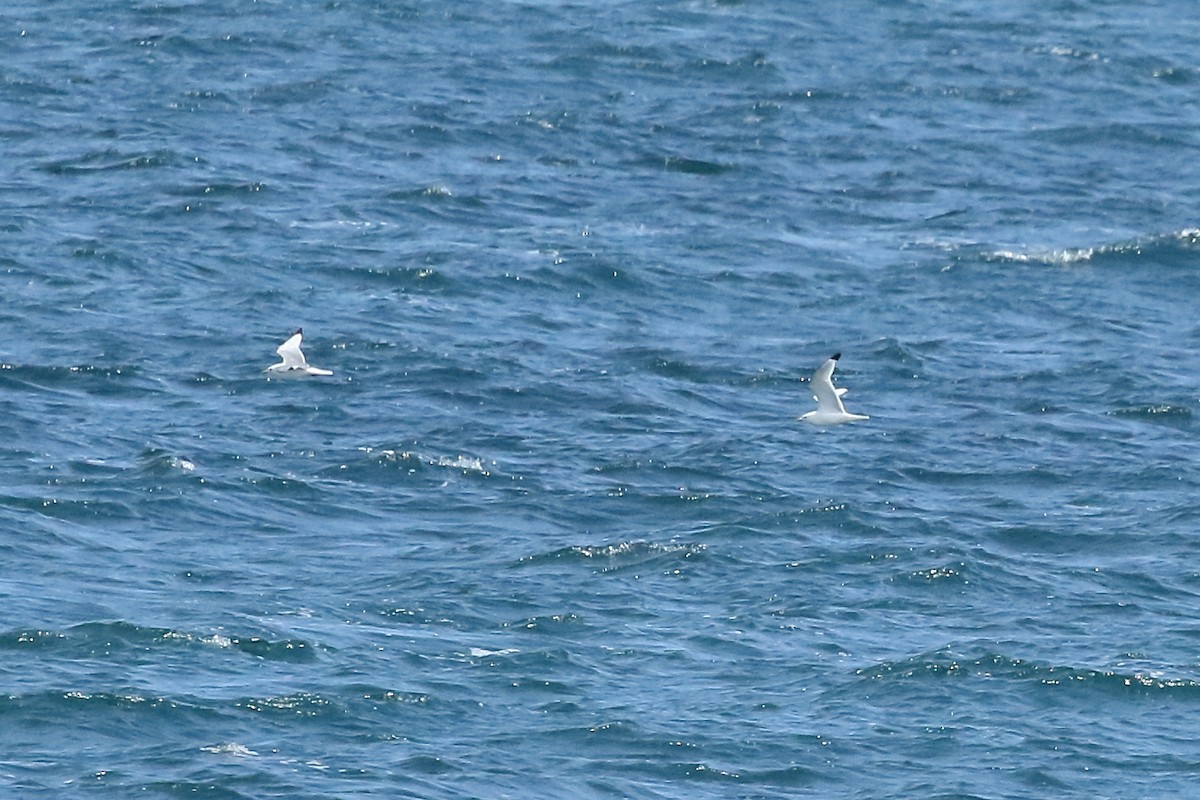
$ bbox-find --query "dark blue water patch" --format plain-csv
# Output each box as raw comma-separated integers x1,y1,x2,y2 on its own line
38,148,179,176
171,86,241,112
340,262,455,300
162,181,269,205
1032,121,1197,150
132,782,258,800
609,346,741,386
0,491,138,524
0,363,159,396
625,154,735,176
381,185,491,222
228,636,319,664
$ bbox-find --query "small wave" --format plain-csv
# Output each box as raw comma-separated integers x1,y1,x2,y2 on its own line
903,565,967,583
859,648,1200,695
0,621,315,663
988,246,1101,266
352,264,447,291
381,186,489,221
502,613,583,632
202,633,235,648
522,540,706,573
0,363,145,396
348,685,430,705
167,181,266,198
39,148,177,175
0,494,137,522
1151,65,1195,84
239,473,319,496
237,692,336,717
57,690,183,711
67,238,128,263
466,646,520,658
249,78,335,106
421,184,453,197
1038,668,1200,692
287,218,393,231
200,742,259,757
627,154,733,175
0,628,65,649
171,87,237,110
1039,44,1102,62
434,454,490,474
138,448,200,477
985,228,1200,267
570,541,703,560
374,605,449,625
359,446,495,477
227,635,317,663
400,754,457,774
1109,404,1192,421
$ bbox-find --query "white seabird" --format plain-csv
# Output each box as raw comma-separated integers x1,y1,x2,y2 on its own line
800,352,868,426
265,328,333,377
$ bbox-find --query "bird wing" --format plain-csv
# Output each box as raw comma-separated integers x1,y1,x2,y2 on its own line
275,329,309,369
810,356,848,414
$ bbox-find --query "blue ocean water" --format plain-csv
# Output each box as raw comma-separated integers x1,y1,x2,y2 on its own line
3,0,1200,797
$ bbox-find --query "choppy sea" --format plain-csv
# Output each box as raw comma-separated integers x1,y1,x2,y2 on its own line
3,1,1200,798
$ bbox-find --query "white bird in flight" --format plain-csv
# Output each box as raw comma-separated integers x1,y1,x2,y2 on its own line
800,352,868,426
265,328,333,377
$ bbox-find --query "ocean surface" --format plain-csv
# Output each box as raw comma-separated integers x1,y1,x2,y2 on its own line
3,1,1200,797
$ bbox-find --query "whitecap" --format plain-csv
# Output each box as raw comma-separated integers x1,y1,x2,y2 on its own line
467,647,520,658
201,742,258,757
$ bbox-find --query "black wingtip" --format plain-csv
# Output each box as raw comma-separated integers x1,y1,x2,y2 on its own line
830,352,841,361
293,327,303,336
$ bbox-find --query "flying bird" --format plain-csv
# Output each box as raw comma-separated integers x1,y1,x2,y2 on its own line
799,352,868,426
265,328,333,377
